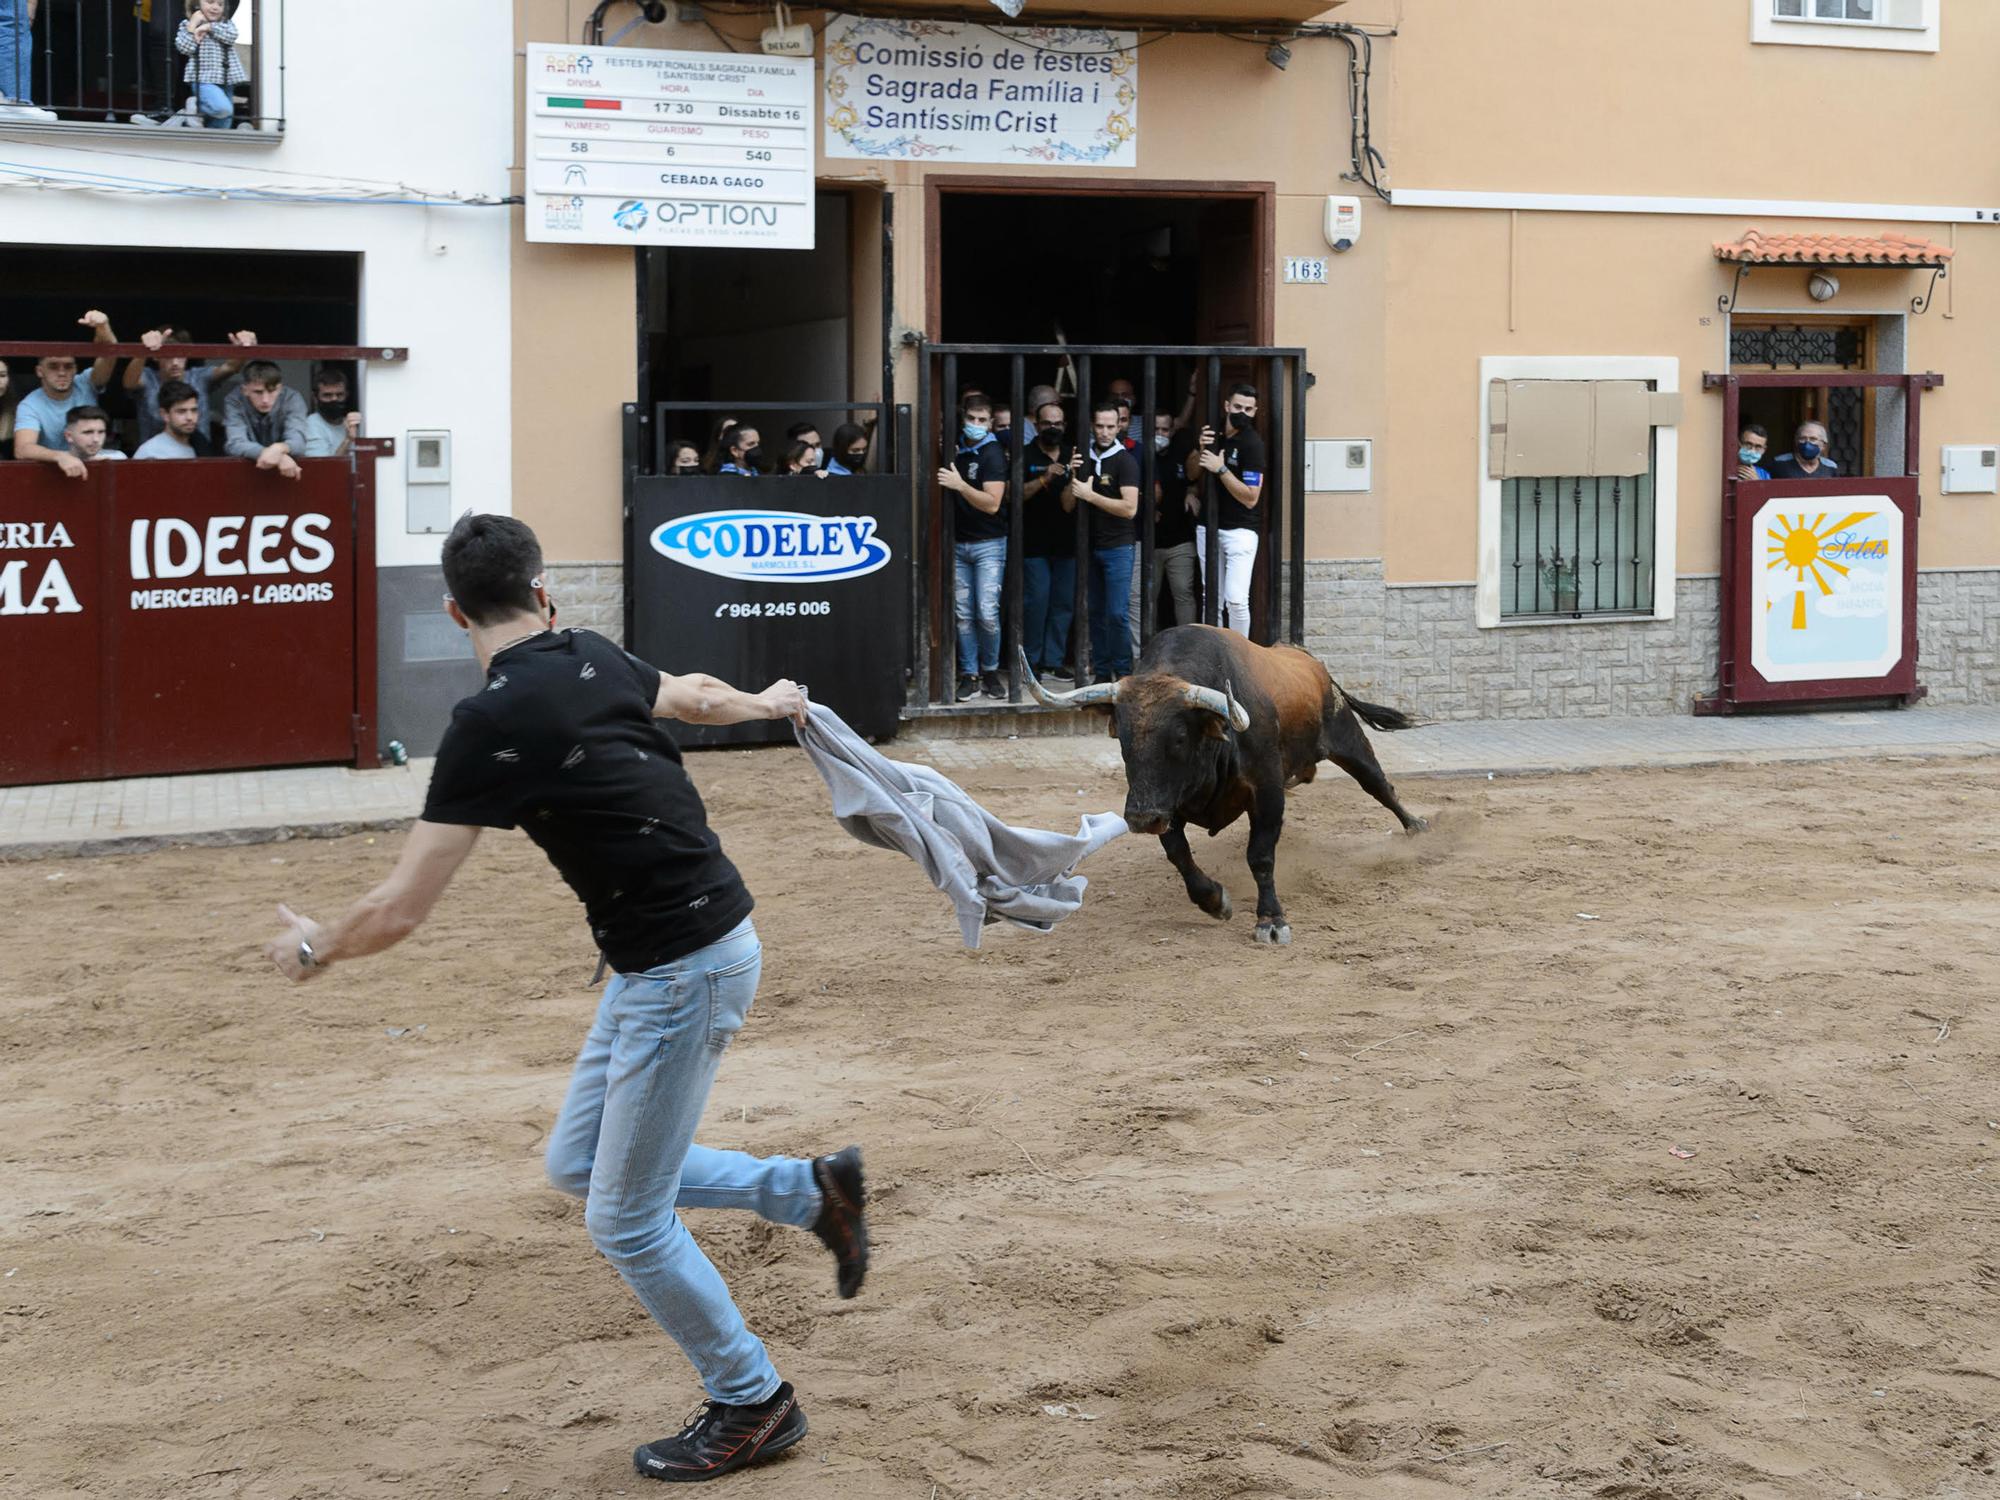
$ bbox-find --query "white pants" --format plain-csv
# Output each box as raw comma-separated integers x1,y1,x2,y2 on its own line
1196,527,1259,637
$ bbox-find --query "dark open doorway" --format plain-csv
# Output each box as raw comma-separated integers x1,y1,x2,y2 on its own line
928,180,1270,403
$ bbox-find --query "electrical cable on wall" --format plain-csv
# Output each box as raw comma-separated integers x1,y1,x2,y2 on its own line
0,159,518,206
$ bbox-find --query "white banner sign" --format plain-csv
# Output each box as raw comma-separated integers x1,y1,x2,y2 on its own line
525,43,815,248
823,15,1137,167
1749,494,1904,683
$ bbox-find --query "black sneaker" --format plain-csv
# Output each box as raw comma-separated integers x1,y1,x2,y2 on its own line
981,670,1007,700
634,1383,807,1483
809,1146,869,1299
955,674,980,702
1039,665,1074,687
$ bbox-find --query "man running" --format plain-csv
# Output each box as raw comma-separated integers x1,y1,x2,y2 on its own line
263,512,867,1484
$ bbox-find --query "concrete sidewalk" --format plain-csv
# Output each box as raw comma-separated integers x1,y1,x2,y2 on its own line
4,704,1997,860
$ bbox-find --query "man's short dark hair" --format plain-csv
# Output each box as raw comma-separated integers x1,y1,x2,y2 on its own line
961,396,993,418
310,363,349,393
1092,399,1123,421
240,359,283,388
441,513,544,628
785,421,818,441
156,379,199,412
1741,421,1768,440
1227,381,1258,402
64,404,109,430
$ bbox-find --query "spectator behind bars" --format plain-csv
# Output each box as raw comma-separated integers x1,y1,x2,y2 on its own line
301,365,362,458
125,325,253,444
0,0,57,122
12,310,120,462
45,407,127,476
939,395,1010,701
715,424,762,477
778,440,825,478
135,379,217,459
223,359,308,480
176,0,246,130
700,415,738,473
1736,422,1771,482
1021,398,1078,686
823,422,869,475
1069,399,1141,684
664,439,703,475
0,358,16,457
784,422,823,470
1766,420,1840,480
1152,410,1200,629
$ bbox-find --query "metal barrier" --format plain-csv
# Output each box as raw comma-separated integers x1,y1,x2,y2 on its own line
917,343,1308,707
18,0,281,130
623,400,912,745
0,455,379,786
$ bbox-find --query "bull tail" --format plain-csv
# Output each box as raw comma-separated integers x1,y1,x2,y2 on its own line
1335,683,1421,733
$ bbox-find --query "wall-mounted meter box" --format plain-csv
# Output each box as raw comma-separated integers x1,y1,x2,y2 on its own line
406,429,453,535
1304,438,1372,492
1940,444,1997,494
1323,195,1361,253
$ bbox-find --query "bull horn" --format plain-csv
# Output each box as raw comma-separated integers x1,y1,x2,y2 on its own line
1183,679,1251,732
1018,648,1120,710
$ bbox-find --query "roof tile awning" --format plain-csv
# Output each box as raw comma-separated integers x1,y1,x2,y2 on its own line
1715,228,1953,267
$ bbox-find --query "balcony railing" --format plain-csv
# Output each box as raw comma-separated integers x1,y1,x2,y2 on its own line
14,0,282,133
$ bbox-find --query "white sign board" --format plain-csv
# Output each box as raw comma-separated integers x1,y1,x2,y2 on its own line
823,15,1137,167
525,44,815,248
1748,495,1903,683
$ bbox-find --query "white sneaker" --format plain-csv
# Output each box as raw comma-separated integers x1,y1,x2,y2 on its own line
0,97,59,124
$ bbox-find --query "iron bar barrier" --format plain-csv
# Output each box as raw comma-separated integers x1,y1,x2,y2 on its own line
918,342,1309,708
24,0,280,130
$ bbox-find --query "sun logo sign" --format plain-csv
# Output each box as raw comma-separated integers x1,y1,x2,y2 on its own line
1751,498,1900,685
1766,510,1878,631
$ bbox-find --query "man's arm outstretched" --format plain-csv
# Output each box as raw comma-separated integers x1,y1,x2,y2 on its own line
654,673,810,727
263,819,482,980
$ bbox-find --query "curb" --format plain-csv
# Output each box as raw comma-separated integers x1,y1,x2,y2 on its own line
0,815,418,864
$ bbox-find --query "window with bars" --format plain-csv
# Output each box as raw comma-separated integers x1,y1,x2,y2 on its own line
1500,455,1656,620
1728,324,1865,370
8,0,279,132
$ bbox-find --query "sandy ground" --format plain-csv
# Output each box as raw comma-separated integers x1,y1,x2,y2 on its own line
3,746,1998,1500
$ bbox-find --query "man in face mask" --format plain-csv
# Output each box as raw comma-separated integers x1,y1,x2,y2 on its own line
1191,381,1265,638
1766,420,1840,481
1152,411,1199,628
937,396,1010,701
1735,422,1771,482
1021,399,1078,683
302,366,362,458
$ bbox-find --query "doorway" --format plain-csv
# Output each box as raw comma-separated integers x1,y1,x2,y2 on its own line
1728,316,1876,475
927,178,1273,398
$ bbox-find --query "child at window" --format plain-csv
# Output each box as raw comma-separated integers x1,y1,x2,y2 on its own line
175,0,245,130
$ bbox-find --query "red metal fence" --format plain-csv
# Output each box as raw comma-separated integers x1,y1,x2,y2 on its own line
1,458,378,785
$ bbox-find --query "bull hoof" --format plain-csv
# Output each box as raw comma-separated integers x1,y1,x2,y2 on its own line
1202,889,1233,922
1253,921,1292,946
1406,816,1430,835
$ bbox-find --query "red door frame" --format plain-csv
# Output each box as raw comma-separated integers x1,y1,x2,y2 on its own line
1700,369,1940,713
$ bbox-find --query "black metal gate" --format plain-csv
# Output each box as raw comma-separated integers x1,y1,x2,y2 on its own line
623,401,913,746
917,343,1308,707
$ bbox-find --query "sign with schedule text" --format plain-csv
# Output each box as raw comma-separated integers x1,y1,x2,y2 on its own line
525,43,815,248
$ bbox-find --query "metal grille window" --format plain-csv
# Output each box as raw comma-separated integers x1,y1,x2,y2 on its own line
1728,324,1865,369
1501,454,1656,619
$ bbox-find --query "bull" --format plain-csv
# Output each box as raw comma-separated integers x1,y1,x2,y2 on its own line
1021,624,1425,945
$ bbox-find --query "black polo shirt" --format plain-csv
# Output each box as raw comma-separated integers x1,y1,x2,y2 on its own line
1155,429,1197,549
1083,441,1140,550
950,434,1011,543
1023,439,1076,558
1215,421,1267,533
420,629,754,974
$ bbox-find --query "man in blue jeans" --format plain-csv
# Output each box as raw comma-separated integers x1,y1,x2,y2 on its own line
1069,399,1141,683
1020,397,1078,683
263,512,868,1485
0,0,55,121
936,394,1010,700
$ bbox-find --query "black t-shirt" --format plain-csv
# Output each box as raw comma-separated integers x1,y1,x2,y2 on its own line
420,629,754,974
950,435,1011,542
1766,453,1843,480
1210,421,1267,533
1082,442,1140,550
1022,438,1077,558
1154,430,1197,549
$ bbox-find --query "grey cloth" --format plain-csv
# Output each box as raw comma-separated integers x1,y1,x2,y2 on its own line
794,703,1126,948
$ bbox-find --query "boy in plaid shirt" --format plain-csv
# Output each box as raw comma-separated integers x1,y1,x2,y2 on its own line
175,0,245,130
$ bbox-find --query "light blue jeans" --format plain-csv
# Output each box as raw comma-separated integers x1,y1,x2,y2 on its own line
196,81,233,128
0,0,32,102
953,535,1006,676
543,919,822,1406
